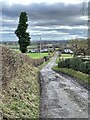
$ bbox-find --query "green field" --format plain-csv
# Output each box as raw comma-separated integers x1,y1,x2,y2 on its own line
11,48,49,59
61,54,73,58
27,53,48,59
56,53,73,64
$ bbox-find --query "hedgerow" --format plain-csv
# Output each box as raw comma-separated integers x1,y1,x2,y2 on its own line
58,57,90,75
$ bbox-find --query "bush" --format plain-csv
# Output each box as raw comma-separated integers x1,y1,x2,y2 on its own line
58,59,70,68
58,57,90,75
43,56,49,61
64,59,70,68
69,57,82,71
78,61,90,75
86,61,90,74
58,60,66,68
79,62,87,73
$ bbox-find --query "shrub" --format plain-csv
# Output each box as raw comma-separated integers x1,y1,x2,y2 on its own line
43,56,49,61
79,62,87,73
69,57,82,71
58,57,90,75
64,59,70,68
58,60,66,68
86,61,90,74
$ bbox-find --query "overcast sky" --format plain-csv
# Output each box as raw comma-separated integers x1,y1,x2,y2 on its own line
0,0,88,41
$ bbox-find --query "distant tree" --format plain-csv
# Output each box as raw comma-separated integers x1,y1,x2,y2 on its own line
87,38,90,55
15,12,31,53
69,39,88,56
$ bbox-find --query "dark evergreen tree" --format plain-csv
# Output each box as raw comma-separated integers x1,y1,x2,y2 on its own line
15,12,30,53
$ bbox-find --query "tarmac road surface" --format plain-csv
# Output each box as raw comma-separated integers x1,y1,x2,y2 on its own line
40,52,89,118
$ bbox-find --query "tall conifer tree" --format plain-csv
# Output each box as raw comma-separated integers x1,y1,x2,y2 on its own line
15,12,30,53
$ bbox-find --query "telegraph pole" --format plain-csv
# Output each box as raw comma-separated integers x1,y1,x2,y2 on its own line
40,37,41,56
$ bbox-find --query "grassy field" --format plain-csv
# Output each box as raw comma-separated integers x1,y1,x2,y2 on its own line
3,44,38,49
61,54,73,58
10,49,49,59
27,53,48,59
56,53,73,64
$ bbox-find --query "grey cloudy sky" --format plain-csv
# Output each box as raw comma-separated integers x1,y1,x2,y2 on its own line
0,0,88,41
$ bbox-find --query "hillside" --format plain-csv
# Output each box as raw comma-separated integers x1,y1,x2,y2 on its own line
0,46,40,118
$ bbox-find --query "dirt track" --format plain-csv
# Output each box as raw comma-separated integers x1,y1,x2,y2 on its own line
40,52,88,118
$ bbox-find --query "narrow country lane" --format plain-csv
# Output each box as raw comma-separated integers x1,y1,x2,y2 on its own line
40,52,89,118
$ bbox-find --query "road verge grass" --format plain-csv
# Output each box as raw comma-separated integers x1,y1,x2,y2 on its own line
53,53,90,84
52,53,90,89
52,66,89,83
37,58,51,70
37,52,55,70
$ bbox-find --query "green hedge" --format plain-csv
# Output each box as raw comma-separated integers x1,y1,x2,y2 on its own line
58,57,90,75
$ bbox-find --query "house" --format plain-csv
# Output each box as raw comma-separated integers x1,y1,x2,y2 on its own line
64,48,73,54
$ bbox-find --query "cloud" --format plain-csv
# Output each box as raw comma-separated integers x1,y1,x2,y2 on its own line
1,1,88,41
2,2,85,22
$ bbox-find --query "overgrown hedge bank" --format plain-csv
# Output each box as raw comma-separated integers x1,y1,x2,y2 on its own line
58,57,90,75
33,56,50,67
1,45,40,118
33,58,44,67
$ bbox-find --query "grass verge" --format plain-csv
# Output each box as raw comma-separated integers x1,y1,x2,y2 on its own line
37,59,51,70
52,66,90,84
37,52,55,70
